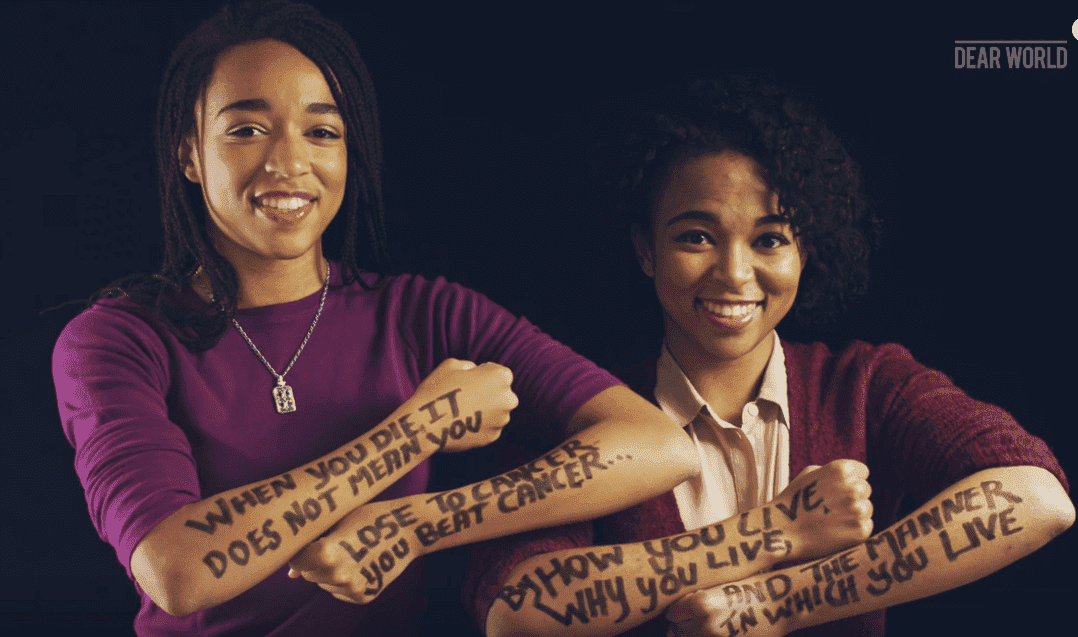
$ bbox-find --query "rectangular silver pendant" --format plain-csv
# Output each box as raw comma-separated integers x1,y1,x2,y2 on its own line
273,383,296,414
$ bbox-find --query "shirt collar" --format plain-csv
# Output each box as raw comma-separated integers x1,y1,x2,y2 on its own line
655,331,790,429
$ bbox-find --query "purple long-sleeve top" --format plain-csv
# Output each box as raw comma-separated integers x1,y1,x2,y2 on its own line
53,265,620,636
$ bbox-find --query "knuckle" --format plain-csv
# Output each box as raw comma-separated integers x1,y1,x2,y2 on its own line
315,543,338,563
499,366,514,384
329,570,351,586
834,459,856,474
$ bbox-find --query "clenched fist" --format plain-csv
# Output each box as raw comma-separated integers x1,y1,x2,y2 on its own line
665,460,872,637
288,499,417,605
408,358,518,453
777,459,873,560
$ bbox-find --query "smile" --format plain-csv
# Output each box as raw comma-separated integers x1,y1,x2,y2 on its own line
257,196,311,210
252,192,316,224
698,299,762,329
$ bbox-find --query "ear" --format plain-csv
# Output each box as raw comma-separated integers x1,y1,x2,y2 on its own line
631,224,655,278
178,132,202,184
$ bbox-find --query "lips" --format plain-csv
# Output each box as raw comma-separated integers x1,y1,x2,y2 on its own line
253,191,316,224
698,299,762,330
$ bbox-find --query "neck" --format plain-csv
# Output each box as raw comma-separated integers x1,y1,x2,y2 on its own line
667,333,774,426
198,247,329,309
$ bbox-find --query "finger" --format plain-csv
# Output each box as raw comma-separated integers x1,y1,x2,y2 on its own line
860,517,875,537
317,580,353,595
288,547,335,577
478,361,514,384
830,458,869,479
853,478,872,500
794,464,822,480
859,499,874,520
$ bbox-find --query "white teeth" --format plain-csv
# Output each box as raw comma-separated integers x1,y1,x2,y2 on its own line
702,301,759,319
257,197,310,210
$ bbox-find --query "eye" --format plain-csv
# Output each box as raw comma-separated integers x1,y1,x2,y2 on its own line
227,125,266,138
754,233,791,249
673,230,714,246
308,127,342,140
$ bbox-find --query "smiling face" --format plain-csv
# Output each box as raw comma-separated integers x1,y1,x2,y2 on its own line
181,38,347,265
635,150,804,377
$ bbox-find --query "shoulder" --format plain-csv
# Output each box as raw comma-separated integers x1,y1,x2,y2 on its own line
352,272,497,313
52,299,176,437
780,339,931,384
55,297,172,364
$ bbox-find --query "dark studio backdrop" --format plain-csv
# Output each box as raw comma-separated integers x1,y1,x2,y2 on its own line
1,1,1074,635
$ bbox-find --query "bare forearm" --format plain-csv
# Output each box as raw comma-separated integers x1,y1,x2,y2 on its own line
290,411,700,603
131,389,467,615
421,419,698,552
676,466,1074,636
347,418,695,557
488,510,789,637
485,461,874,637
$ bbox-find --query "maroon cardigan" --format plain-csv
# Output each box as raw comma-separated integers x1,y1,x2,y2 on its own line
464,340,1068,636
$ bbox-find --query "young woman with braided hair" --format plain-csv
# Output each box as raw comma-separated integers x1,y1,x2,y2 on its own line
51,2,706,634
465,79,1073,636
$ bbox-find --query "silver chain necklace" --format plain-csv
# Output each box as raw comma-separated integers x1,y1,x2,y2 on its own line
207,260,330,414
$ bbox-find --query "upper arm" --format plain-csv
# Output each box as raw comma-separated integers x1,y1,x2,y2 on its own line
864,344,1069,498
53,306,200,579
566,384,700,480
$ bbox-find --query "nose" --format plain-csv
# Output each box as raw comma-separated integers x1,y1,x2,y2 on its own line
712,241,754,288
264,129,310,178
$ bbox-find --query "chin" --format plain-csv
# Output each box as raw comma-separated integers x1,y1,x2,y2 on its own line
704,331,771,362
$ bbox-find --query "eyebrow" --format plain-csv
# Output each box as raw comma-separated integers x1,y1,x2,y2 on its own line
216,98,340,117
666,211,789,227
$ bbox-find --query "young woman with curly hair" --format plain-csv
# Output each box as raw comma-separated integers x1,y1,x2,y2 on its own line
466,78,1073,637
50,2,705,635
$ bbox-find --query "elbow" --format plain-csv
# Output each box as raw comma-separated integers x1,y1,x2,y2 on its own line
131,540,205,617
657,423,701,484
156,590,201,618
156,576,205,618
1014,466,1075,540
1047,486,1075,539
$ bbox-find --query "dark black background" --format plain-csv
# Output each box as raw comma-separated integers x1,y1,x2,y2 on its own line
1,2,1074,635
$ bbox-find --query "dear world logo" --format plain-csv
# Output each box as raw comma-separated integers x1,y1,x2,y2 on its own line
954,41,1067,69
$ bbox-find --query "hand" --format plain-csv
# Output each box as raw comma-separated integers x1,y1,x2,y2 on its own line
777,459,873,560
410,358,518,453
288,499,421,604
666,587,791,637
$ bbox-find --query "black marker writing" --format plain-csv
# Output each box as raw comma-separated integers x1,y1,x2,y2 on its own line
337,505,419,563
201,519,282,578
419,388,461,424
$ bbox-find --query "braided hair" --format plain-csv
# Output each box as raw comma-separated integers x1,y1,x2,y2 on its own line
618,76,879,324
90,0,388,350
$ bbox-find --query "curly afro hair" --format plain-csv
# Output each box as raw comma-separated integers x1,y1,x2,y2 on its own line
616,76,880,324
